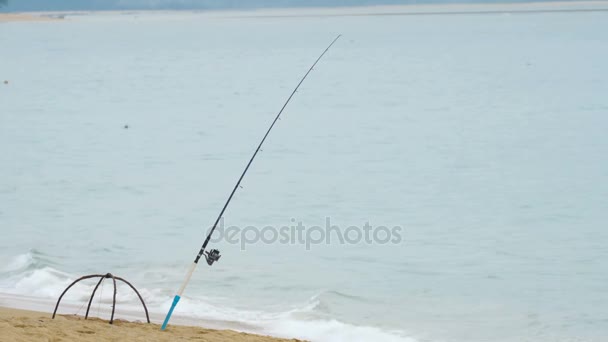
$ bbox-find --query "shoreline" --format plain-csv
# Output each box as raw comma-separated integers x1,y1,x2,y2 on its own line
0,292,282,338
0,305,302,342
1,1,607,22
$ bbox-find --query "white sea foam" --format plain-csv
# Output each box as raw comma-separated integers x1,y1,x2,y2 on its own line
1,252,35,273
168,295,414,342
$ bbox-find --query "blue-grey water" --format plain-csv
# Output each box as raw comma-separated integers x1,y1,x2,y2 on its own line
1,8,607,342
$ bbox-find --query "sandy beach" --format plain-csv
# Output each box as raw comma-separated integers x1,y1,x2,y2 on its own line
0,306,302,342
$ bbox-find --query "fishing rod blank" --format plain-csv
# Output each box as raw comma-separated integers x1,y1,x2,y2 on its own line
161,34,341,330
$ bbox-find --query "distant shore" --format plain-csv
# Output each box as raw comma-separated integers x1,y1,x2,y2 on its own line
0,13,63,22
1,1,607,22
0,306,300,342
221,0,608,18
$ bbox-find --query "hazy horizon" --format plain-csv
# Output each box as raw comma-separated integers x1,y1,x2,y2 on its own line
0,0,602,12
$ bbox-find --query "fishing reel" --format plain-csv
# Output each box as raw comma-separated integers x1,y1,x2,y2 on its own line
204,249,221,266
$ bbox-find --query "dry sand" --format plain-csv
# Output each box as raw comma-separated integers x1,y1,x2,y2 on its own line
0,306,302,342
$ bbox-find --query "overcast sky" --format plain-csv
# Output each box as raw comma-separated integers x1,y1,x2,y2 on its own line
0,0,589,12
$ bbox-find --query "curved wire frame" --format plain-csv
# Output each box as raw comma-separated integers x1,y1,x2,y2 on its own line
52,273,150,324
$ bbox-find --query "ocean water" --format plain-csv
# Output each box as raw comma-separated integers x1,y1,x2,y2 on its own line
1,7,608,342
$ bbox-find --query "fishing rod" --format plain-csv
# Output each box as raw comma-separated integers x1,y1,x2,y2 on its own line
161,34,341,330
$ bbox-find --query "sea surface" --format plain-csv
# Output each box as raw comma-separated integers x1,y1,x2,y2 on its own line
1,7,607,342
